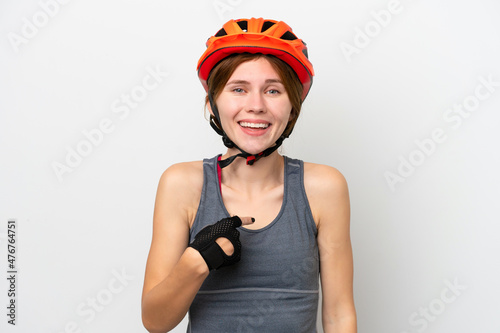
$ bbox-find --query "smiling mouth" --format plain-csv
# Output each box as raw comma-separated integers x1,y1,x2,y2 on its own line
238,121,270,129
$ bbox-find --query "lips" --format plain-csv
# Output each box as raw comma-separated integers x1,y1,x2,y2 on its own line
238,121,270,129
237,120,271,137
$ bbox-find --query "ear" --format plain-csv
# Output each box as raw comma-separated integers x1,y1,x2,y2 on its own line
206,92,220,118
206,98,214,116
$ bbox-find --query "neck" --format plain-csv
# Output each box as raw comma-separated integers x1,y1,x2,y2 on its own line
220,149,285,193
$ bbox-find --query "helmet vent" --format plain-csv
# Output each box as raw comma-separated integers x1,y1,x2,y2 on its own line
261,21,276,32
280,31,297,41
215,28,227,37
237,20,248,32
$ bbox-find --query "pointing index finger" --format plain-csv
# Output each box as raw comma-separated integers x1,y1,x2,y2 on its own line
239,217,255,226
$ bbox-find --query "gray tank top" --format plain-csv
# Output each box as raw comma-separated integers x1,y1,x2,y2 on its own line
188,155,319,333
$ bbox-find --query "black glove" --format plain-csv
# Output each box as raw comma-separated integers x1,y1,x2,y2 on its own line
189,216,242,270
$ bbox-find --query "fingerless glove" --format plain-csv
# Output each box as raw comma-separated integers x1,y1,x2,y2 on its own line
189,216,242,270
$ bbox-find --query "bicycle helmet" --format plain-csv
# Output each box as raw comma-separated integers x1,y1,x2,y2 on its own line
197,18,314,168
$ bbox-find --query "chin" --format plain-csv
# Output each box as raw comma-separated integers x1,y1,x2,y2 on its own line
232,134,281,154
240,144,274,155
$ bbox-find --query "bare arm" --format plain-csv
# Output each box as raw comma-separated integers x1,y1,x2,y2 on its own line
141,163,207,332
305,164,357,333
141,163,254,332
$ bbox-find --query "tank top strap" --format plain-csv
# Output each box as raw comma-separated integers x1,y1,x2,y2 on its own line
284,156,304,198
282,156,318,235
190,156,228,239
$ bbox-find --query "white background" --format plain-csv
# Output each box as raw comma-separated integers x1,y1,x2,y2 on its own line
1,0,499,332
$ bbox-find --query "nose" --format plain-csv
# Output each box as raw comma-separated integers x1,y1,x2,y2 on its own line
246,91,266,113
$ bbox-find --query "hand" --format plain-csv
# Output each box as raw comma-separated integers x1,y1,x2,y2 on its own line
215,217,254,255
189,216,254,270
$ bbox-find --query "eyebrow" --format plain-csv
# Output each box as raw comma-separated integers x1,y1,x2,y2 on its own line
226,79,283,86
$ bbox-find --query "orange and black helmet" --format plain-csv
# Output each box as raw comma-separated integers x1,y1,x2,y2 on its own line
197,17,314,101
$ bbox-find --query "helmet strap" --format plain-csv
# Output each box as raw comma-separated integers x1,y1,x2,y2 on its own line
208,93,287,169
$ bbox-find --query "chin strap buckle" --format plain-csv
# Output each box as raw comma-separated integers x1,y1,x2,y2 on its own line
246,156,256,165
246,153,264,165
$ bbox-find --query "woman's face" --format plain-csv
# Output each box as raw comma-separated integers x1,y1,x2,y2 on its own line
213,57,293,155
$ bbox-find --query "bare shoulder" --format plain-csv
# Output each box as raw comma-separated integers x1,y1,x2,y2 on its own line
303,162,349,227
156,160,204,226
159,161,204,190
303,162,348,197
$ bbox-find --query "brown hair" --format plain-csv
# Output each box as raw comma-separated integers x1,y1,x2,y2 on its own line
205,53,303,138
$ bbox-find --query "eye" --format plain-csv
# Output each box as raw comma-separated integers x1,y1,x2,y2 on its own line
232,88,245,93
267,89,280,95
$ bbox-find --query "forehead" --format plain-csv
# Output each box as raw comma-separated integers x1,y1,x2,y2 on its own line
228,57,281,81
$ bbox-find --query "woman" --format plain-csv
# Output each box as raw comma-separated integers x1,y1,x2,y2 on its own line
142,18,356,332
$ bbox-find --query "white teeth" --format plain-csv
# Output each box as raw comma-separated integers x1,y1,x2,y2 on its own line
239,121,270,129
